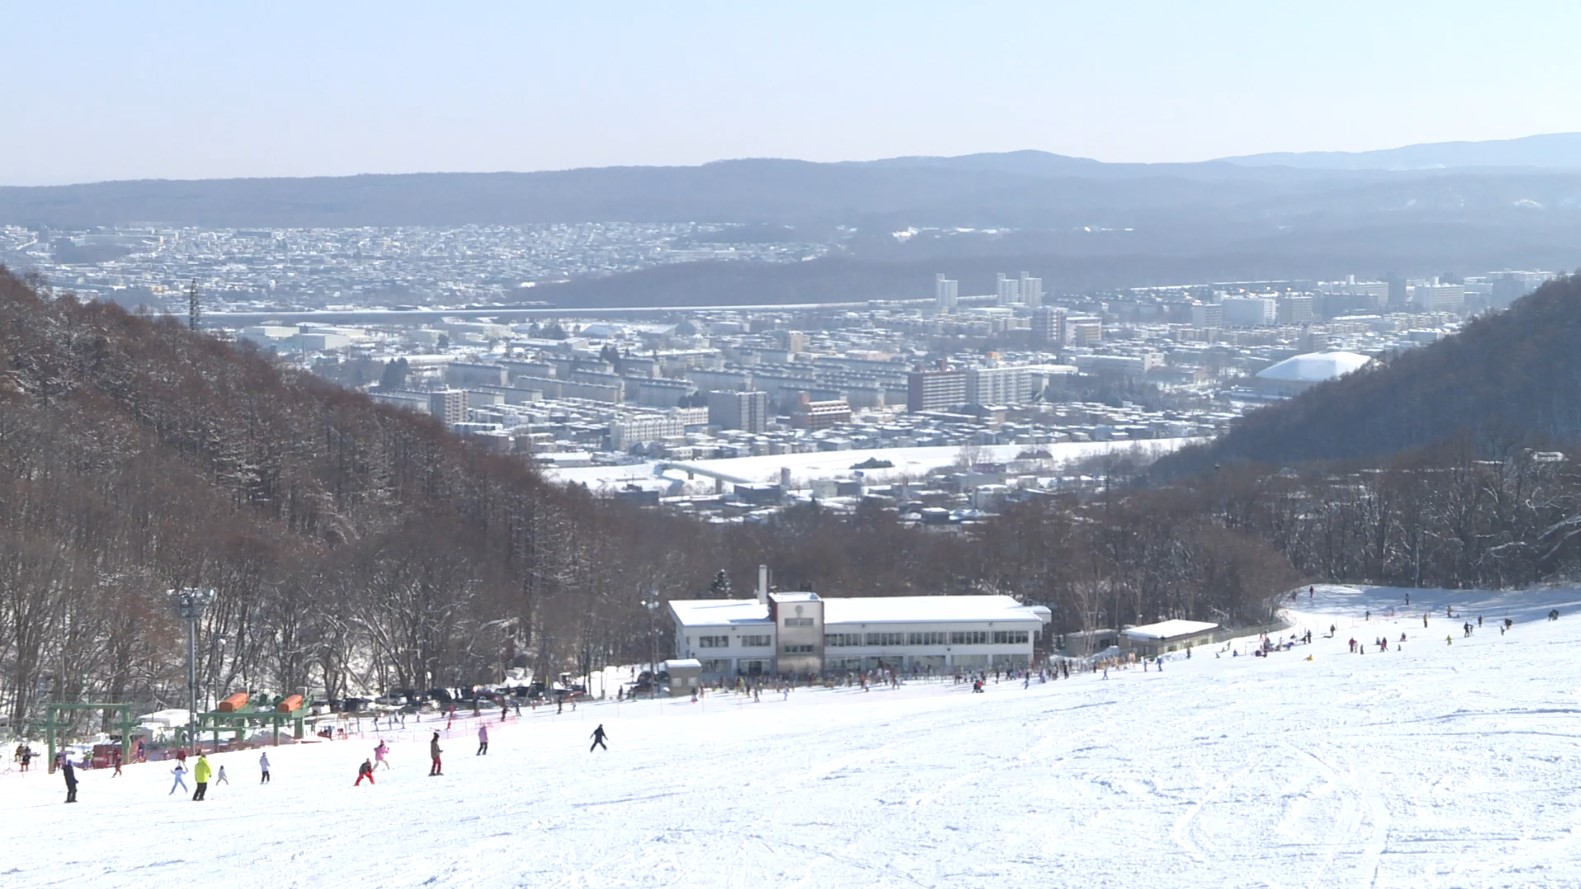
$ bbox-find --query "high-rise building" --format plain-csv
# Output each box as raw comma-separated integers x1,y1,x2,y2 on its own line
1190,302,1223,330
996,273,1020,307
1414,282,1466,313
934,274,959,313
906,367,968,412
1277,296,1314,325
708,389,768,433
428,389,468,427
967,366,1031,405
1220,296,1278,327
1018,272,1043,308
1030,306,1066,347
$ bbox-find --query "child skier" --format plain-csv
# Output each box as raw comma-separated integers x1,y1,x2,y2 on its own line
355,758,375,786
589,724,609,752
429,731,443,776
476,724,489,756
169,762,189,795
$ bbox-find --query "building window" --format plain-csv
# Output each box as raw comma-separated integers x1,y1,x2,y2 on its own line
864,632,905,646
701,659,731,673
698,635,731,648
782,644,814,654
825,633,862,647
740,634,772,648
991,630,1029,645
950,631,988,645
907,631,947,646
784,617,813,628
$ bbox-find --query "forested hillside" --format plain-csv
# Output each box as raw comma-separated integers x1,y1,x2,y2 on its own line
0,269,1301,730
9,265,1581,738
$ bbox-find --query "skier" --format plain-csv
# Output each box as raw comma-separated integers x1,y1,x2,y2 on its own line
215,763,229,785
192,753,212,801
62,756,78,804
259,751,271,784
476,724,489,756
111,748,123,777
169,761,189,795
355,757,375,786
589,724,609,752
374,739,390,770
429,731,443,776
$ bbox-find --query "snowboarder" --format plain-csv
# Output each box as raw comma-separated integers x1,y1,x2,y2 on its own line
355,758,375,786
169,762,189,795
216,764,229,785
62,757,78,803
192,753,212,801
429,731,443,776
259,751,271,784
589,724,609,752
476,724,489,756
374,740,390,770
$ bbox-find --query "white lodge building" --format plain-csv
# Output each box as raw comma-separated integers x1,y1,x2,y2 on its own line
669,570,1051,680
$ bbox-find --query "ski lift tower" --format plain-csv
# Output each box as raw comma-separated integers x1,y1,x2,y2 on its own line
169,587,216,749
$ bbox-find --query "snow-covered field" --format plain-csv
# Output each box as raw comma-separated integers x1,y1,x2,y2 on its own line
6,583,1581,888
545,437,1199,493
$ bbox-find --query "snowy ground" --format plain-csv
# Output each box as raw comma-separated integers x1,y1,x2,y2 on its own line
544,438,1199,494
5,583,1581,887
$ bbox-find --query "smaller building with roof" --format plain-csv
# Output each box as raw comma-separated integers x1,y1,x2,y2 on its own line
1120,619,1220,658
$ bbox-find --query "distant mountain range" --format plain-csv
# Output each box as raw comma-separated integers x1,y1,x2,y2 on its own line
1218,132,1581,171
6,135,1581,307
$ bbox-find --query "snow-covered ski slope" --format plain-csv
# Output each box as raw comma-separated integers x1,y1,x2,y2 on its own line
5,584,1581,888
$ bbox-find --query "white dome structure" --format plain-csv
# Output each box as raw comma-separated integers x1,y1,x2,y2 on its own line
1254,350,1373,396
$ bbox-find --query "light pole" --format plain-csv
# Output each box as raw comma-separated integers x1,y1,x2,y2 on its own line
170,588,216,752
641,589,660,699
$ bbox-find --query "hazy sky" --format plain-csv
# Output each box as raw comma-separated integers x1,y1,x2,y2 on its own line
8,1,1580,185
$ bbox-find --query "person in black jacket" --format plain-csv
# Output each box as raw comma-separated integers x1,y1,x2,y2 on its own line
62,757,78,803
589,724,609,752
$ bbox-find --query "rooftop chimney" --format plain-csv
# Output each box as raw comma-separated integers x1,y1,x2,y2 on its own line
757,565,769,605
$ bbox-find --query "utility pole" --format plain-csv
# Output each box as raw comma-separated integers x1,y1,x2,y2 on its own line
170,588,216,750
187,279,200,331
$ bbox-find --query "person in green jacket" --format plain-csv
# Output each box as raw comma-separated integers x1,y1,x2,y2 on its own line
192,753,212,801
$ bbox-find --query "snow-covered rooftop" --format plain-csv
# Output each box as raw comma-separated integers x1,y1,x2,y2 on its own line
1254,350,1373,383
668,598,770,626
1121,619,1220,640
824,594,1048,626
670,594,1049,627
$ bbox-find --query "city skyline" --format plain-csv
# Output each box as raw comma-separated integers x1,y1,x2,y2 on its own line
9,0,1581,185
